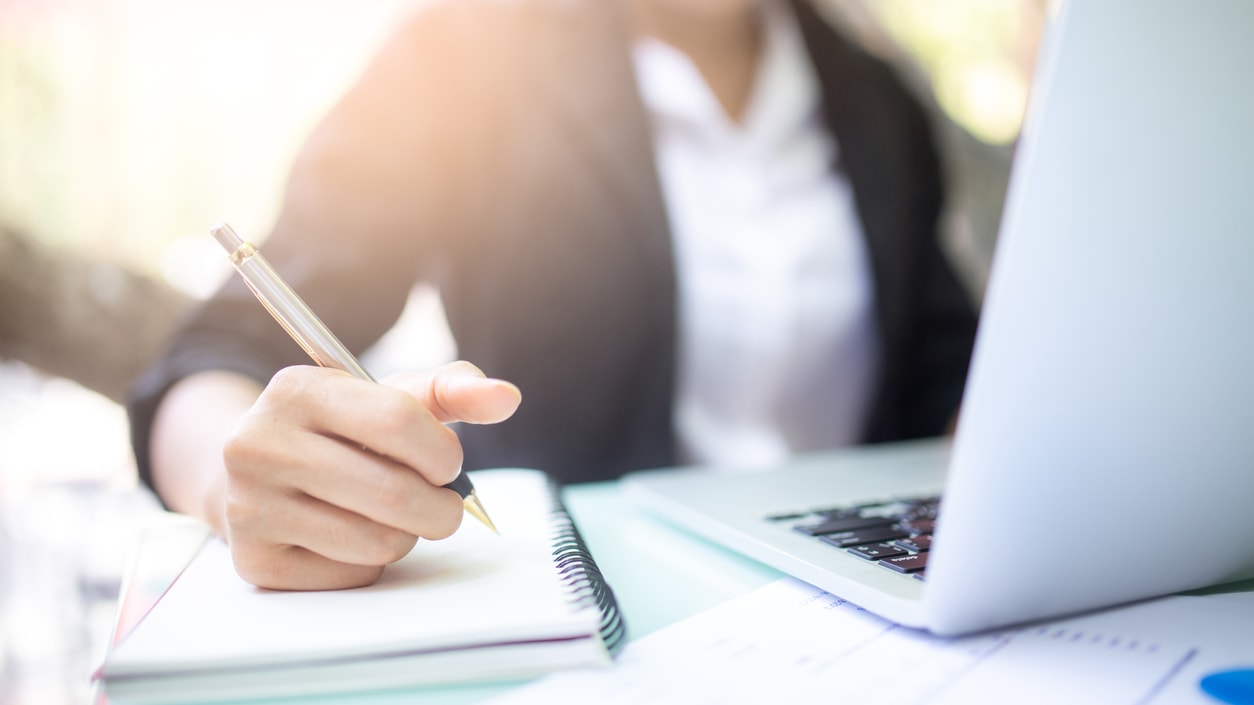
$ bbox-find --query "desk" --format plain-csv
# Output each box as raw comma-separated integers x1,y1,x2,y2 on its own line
97,481,782,705
101,481,1254,705
561,480,783,638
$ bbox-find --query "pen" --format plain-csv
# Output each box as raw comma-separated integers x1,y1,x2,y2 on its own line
209,222,498,534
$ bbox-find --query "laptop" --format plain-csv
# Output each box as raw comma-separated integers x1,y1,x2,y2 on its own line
622,0,1254,636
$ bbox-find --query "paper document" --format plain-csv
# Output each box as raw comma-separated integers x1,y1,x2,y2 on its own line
488,578,1254,705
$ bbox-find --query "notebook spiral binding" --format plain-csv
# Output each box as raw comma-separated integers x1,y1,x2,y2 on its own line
547,486,628,655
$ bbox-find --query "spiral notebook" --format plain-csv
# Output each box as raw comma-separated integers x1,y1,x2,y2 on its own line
97,469,626,704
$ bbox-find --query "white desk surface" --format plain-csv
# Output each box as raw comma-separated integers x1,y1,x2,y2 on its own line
99,478,1254,705
99,480,783,705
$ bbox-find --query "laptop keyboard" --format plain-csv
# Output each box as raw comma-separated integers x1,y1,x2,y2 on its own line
773,496,941,580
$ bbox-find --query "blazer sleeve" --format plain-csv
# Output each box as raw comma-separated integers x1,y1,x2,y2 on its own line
900,121,980,436
872,63,980,440
793,0,979,442
125,3,488,493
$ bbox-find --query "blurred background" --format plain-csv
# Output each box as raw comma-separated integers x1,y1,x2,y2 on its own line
0,0,1046,703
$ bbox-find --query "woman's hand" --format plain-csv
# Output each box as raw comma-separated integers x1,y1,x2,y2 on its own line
152,361,520,591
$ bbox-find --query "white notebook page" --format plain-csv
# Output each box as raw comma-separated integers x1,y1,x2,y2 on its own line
106,469,601,675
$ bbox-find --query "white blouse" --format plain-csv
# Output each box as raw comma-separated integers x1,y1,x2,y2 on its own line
632,0,880,469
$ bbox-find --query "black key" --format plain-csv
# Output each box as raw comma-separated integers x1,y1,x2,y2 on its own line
818,525,910,549
900,518,935,535
904,501,941,522
894,534,932,552
793,515,895,536
880,552,929,574
856,501,915,519
846,542,909,561
814,506,863,519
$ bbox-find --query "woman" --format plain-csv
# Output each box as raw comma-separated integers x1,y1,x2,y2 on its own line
128,0,977,590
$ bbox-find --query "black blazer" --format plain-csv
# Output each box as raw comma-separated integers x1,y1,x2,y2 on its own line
128,0,978,487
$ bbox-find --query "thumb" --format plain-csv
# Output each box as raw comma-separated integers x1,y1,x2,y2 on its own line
384,361,521,425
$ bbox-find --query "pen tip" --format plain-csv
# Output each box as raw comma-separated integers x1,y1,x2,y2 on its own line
463,492,499,535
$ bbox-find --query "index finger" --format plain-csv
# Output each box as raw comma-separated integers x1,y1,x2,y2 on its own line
266,366,464,488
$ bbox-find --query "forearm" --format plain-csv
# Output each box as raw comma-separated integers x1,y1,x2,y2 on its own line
149,371,264,538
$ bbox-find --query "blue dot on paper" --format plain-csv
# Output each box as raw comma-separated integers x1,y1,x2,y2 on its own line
1201,669,1254,705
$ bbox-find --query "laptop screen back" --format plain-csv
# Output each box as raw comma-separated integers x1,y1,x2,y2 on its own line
923,0,1254,634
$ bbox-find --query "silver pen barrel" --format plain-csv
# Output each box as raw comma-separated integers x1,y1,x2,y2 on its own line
210,222,374,382
208,222,498,533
